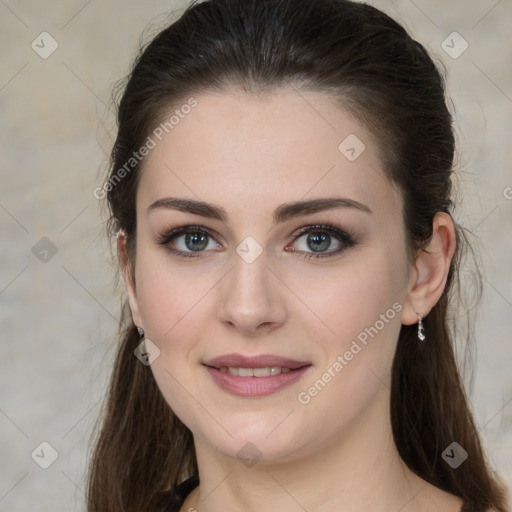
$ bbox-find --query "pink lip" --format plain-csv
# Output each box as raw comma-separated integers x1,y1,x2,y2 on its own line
203,353,312,398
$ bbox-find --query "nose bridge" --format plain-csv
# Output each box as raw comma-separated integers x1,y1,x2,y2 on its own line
218,246,286,333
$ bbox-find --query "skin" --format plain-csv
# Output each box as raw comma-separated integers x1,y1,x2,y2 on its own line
119,88,460,511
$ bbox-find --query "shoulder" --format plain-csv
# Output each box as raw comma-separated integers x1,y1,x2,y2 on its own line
407,475,465,512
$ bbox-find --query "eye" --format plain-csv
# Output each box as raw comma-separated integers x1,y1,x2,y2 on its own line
156,226,221,258
286,223,356,259
157,223,356,260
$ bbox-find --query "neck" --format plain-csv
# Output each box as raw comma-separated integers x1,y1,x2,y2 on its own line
187,387,429,512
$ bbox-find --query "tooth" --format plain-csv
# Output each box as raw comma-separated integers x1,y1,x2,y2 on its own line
253,367,271,377
221,366,293,377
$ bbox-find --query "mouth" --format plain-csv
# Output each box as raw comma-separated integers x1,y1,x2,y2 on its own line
213,366,293,377
202,353,312,397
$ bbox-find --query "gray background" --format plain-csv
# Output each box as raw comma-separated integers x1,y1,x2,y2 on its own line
0,0,510,510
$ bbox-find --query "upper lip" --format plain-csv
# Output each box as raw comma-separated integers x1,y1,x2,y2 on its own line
203,353,311,370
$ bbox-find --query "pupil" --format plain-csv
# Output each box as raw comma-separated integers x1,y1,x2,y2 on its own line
185,232,208,251
308,232,330,252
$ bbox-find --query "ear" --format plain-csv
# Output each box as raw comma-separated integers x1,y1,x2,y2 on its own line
401,212,457,325
117,230,143,329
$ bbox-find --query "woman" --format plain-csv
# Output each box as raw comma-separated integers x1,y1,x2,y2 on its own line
86,0,509,510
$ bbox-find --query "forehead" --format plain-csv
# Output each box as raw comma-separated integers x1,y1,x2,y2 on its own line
138,88,401,221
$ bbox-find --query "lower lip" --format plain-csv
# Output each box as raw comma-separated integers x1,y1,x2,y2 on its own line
204,365,311,397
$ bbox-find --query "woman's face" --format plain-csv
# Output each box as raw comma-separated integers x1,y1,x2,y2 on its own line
125,88,415,464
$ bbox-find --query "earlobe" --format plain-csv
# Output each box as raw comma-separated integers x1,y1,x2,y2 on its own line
117,229,143,328
401,212,457,326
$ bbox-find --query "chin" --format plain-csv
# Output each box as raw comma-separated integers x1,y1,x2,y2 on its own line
198,413,311,463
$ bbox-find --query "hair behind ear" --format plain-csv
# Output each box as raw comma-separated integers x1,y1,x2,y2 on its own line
391,245,508,511
86,303,198,512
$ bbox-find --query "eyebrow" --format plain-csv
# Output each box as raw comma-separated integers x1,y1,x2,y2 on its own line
148,196,372,224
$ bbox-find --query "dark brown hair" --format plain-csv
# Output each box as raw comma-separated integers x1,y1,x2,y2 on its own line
86,1,509,510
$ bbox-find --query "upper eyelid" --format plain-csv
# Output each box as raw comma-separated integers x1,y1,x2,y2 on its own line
291,223,354,239
163,225,222,243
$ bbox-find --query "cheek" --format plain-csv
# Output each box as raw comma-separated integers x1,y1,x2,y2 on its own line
134,248,216,347
298,249,407,349
293,249,407,406
133,254,215,428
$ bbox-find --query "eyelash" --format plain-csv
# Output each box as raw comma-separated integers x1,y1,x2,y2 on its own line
156,223,356,260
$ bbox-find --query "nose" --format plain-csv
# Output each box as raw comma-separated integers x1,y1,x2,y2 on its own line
217,251,288,337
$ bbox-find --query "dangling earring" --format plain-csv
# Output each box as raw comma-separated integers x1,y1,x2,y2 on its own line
417,314,425,342
137,326,145,338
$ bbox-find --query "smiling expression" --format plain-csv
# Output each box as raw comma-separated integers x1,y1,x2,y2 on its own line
123,87,415,463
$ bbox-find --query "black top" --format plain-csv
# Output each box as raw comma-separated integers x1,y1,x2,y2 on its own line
156,476,475,512
155,475,199,512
